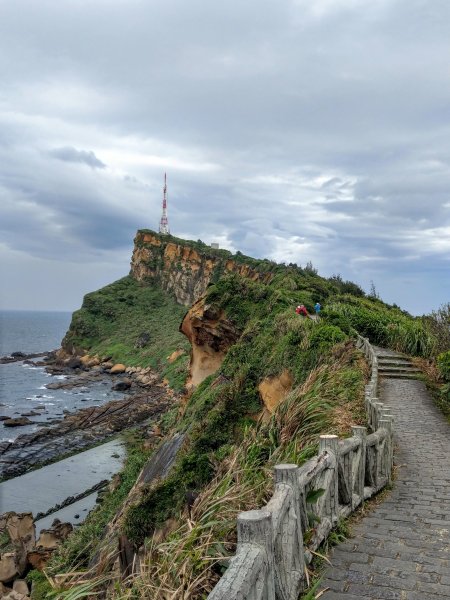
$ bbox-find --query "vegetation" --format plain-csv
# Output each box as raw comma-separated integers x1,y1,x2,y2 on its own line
63,276,190,390
323,294,436,357
108,341,366,599
46,231,447,599
48,266,368,598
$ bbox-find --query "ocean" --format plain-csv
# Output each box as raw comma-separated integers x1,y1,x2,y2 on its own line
0,310,123,443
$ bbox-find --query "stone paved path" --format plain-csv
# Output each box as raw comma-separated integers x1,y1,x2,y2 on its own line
320,356,450,599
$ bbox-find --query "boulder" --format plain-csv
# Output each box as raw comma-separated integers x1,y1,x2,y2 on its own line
3,418,32,428
0,553,19,583
66,357,82,369
80,355,92,366
180,297,240,388
2,590,29,599
110,364,126,374
258,369,293,415
12,580,29,596
112,380,131,391
36,521,73,550
3,513,35,551
27,548,53,572
84,356,100,368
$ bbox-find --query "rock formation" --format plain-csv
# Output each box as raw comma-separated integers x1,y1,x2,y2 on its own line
180,297,240,388
0,512,73,597
130,231,273,306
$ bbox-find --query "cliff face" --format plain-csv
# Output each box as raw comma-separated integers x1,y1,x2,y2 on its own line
130,230,273,306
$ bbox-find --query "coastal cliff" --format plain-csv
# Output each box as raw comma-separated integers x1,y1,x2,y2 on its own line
35,229,440,600
130,230,273,306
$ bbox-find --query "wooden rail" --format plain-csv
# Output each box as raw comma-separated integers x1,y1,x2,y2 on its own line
208,335,393,600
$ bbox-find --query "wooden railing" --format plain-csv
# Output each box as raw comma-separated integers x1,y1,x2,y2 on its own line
208,336,394,600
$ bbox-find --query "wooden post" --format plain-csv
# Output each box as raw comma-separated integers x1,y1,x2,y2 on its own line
351,426,367,508
237,510,275,599
319,435,339,523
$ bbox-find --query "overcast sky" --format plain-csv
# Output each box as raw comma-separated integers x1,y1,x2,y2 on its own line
1,0,449,315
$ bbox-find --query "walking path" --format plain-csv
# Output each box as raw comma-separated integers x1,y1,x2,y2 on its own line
320,349,450,599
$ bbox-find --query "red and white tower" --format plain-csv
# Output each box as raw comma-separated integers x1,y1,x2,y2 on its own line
159,172,170,235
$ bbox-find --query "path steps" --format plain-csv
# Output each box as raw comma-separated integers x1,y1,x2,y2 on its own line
319,348,450,600
375,347,422,380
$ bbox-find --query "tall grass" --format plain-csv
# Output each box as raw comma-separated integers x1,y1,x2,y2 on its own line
324,296,437,358
107,344,365,600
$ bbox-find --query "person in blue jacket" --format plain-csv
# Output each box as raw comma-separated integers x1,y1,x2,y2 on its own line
314,302,321,315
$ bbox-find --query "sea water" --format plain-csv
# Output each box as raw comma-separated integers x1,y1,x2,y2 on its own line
0,310,123,443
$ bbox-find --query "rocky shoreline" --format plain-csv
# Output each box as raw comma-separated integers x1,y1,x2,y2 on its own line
0,351,176,480
0,351,179,598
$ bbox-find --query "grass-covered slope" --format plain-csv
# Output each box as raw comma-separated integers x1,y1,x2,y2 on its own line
45,236,447,599
45,273,369,599
121,275,365,543
62,276,191,389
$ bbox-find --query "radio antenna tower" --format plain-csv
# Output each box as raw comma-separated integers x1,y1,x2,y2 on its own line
159,172,170,235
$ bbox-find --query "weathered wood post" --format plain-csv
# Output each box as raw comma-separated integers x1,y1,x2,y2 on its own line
319,435,339,523
238,510,275,599
351,426,367,508
274,464,305,599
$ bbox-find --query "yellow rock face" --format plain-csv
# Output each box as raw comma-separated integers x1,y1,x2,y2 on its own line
180,297,239,389
130,231,274,307
110,364,126,374
167,349,185,363
258,369,293,415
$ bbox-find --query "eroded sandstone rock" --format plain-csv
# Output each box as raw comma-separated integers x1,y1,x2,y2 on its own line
167,349,185,363
258,369,293,415
130,231,273,306
12,579,29,596
181,297,240,388
0,553,19,584
36,521,73,550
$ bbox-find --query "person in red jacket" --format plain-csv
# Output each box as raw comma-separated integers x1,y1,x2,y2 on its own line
295,304,308,316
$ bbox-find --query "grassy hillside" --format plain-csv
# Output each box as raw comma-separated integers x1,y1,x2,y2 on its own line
44,239,446,599
62,276,190,390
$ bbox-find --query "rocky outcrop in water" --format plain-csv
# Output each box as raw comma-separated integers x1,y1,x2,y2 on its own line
0,352,50,365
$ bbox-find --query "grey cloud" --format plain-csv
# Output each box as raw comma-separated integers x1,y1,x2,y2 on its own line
49,147,106,169
0,0,449,314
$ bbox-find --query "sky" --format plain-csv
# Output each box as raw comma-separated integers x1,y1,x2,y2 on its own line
0,0,449,315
